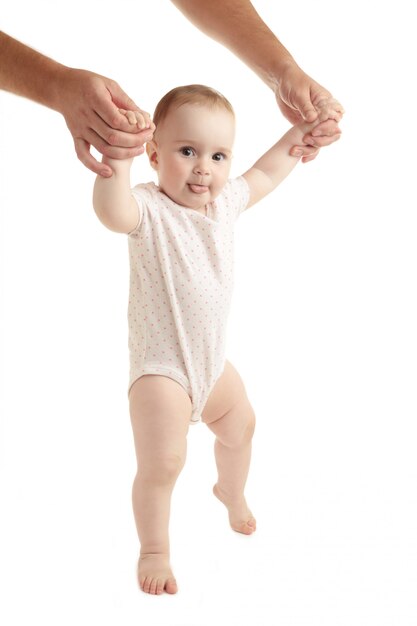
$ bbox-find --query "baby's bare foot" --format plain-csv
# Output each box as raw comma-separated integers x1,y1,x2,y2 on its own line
213,484,257,535
138,553,178,595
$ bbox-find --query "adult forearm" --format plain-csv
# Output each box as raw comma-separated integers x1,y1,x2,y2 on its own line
0,31,66,110
170,0,295,91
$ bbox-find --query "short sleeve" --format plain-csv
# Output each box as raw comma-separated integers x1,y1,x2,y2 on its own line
222,176,250,219
128,184,148,236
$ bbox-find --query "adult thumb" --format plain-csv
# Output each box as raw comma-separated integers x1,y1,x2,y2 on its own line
108,81,139,112
299,102,318,123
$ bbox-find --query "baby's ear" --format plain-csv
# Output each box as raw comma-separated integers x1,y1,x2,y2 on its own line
146,141,159,170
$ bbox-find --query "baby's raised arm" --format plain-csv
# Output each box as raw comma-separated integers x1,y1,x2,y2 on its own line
242,122,313,208
243,99,340,208
93,110,153,233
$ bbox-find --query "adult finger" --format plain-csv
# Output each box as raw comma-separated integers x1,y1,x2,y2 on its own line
84,118,154,154
302,150,320,163
119,108,152,129
91,83,143,134
302,131,342,149
104,81,154,133
290,144,320,160
293,84,331,123
94,98,139,133
108,80,140,114
101,143,146,160
92,129,150,159
311,119,341,138
74,137,113,177
84,125,147,159
280,77,320,123
298,100,319,123
302,119,341,147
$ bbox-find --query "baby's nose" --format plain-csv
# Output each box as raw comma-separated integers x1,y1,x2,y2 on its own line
193,159,210,175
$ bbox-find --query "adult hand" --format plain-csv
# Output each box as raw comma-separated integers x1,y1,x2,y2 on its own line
276,63,344,163
55,68,154,176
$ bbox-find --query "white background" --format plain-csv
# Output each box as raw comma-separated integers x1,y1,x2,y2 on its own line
1,1,416,624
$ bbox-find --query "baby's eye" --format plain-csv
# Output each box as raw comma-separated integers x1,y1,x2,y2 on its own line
212,152,226,162
180,147,195,157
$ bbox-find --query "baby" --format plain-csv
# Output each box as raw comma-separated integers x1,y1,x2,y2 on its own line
93,84,340,595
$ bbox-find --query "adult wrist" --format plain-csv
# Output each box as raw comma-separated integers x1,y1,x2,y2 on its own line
271,56,300,90
47,64,74,113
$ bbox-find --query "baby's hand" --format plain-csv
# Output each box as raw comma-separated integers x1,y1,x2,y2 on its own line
309,97,343,141
314,97,344,124
119,108,156,136
291,96,343,161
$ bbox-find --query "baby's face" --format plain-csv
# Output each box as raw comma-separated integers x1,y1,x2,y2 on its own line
148,103,235,210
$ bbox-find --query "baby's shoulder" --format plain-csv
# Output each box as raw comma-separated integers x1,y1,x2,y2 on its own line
131,181,158,204
221,177,250,200
216,177,250,218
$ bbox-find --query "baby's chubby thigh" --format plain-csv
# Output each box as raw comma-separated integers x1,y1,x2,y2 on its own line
129,375,192,479
202,361,256,445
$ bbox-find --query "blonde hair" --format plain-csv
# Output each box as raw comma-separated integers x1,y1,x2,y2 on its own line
153,84,234,127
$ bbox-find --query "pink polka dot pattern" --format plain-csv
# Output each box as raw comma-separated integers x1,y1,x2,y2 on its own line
127,177,250,423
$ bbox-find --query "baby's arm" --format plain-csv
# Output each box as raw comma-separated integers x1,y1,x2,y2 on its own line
243,120,317,208
93,156,138,233
93,110,152,233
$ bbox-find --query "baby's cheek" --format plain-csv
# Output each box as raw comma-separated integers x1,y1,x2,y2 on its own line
219,169,231,189
171,160,188,179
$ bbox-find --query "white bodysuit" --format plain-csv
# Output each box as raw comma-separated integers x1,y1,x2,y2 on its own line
127,177,250,423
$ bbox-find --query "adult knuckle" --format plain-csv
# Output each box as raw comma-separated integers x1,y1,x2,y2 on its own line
101,144,114,158
111,114,123,128
107,131,119,146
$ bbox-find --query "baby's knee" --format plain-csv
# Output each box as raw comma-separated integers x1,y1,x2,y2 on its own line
137,451,185,486
221,404,256,448
242,408,256,443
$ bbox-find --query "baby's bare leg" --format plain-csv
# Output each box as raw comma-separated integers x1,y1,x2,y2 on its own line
202,361,256,535
129,375,191,595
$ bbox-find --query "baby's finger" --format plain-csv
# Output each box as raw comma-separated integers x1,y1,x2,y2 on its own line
315,98,345,123
118,108,147,128
118,109,140,126
135,109,153,130
134,110,147,129
127,110,140,125
314,97,344,112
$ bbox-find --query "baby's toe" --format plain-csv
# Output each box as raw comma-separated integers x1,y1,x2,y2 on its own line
149,577,160,595
155,578,165,595
165,577,178,594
